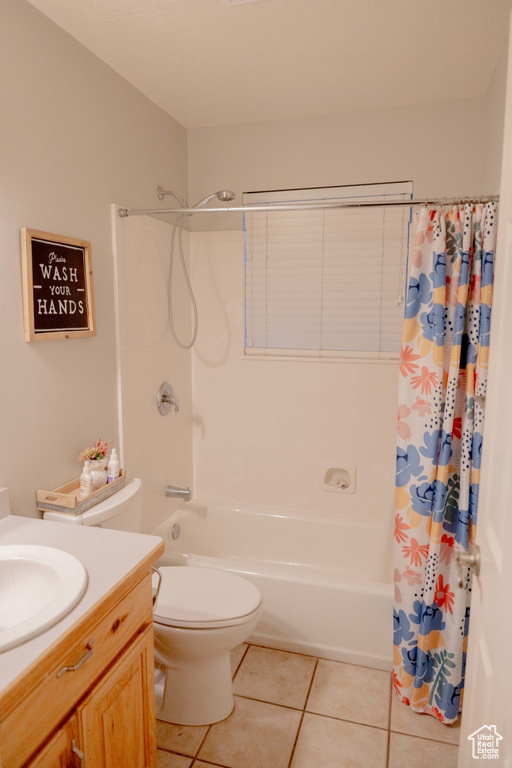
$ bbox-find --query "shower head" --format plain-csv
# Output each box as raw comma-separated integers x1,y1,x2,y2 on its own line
193,190,236,208
216,190,236,202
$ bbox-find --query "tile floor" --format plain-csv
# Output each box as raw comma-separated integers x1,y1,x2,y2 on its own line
156,644,460,768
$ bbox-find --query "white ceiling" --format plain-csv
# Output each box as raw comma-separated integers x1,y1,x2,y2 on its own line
28,0,511,129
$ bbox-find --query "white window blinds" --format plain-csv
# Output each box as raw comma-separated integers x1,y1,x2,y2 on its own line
244,182,413,360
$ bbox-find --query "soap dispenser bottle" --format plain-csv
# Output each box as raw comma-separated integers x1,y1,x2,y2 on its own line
107,448,120,484
80,460,93,498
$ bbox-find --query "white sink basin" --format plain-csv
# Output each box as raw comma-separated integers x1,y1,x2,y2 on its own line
0,545,88,653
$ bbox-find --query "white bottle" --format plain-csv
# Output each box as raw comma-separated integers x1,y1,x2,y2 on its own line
79,460,93,498
107,448,120,484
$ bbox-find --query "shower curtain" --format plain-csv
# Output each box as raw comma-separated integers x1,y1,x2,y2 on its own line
393,202,496,724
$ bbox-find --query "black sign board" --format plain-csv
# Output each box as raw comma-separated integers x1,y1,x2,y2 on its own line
21,229,96,341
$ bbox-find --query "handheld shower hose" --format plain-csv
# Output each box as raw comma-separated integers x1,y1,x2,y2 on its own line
167,190,235,349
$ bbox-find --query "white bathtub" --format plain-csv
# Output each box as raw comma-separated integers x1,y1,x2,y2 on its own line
155,500,394,670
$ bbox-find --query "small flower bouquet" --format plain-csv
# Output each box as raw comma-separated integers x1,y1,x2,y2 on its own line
77,438,109,463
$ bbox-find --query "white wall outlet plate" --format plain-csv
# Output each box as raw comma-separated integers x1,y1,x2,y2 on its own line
321,466,356,494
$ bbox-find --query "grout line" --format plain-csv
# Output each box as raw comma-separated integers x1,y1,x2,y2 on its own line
389,729,460,747
303,658,319,713
247,641,392,672
233,693,303,712
303,710,390,733
195,724,212,758
386,673,393,768
286,709,306,768
157,747,198,759
247,641,318,661
231,643,250,681
232,691,392,733
287,691,312,768
286,657,320,767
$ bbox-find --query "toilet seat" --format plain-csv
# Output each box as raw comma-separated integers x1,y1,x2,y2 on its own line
153,566,262,629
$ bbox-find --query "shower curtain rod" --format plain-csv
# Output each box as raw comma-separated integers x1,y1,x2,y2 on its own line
117,195,499,218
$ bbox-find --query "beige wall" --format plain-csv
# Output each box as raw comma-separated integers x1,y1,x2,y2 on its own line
0,0,188,519
188,90,507,520
482,38,509,194
187,98,486,231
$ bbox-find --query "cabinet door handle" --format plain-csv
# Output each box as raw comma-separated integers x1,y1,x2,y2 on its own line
71,739,85,767
57,640,94,678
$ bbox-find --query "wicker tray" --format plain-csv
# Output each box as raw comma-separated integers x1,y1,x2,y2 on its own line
36,469,126,516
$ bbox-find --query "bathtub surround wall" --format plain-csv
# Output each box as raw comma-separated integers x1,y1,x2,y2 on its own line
112,213,193,533
0,0,188,520
190,232,398,521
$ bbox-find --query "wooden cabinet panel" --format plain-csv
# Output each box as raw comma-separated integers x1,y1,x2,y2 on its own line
2,575,153,768
26,715,80,768
80,626,156,768
22,626,157,768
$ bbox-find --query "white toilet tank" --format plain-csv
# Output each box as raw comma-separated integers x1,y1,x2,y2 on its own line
43,478,143,531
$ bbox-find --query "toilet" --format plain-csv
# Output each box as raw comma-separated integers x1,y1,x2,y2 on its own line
43,479,263,725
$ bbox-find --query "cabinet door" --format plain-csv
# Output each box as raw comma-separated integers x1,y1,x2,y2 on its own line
26,714,81,768
79,626,156,768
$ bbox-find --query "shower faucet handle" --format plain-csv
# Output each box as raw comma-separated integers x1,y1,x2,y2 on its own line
157,382,179,416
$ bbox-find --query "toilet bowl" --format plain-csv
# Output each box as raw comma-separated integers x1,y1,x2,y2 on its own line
43,479,263,726
153,566,262,725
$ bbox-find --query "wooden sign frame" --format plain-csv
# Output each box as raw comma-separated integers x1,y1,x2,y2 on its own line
21,228,96,341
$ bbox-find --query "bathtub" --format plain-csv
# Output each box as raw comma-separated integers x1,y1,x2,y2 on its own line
155,500,394,670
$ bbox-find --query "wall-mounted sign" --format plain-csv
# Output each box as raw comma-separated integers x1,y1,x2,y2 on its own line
21,229,96,341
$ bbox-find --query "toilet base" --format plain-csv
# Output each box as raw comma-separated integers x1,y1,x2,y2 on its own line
156,651,235,725
152,585,263,726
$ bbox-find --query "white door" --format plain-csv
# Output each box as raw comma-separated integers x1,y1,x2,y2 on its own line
458,16,512,767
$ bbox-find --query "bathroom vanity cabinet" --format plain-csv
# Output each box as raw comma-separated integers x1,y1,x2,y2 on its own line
26,627,154,768
0,541,163,768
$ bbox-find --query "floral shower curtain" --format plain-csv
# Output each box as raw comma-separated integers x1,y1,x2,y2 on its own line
393,202,496,724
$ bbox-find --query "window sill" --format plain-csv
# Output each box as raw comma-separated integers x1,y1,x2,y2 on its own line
242,349,399,364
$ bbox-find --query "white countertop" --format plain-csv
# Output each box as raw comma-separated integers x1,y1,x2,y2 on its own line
0,515,163,695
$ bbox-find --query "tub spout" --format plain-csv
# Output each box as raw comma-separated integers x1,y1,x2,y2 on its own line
166,485,191,502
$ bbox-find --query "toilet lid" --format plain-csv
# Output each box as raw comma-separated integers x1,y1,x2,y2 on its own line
153,566,262,629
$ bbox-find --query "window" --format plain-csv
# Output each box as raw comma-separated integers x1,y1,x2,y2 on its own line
244,181,413,360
